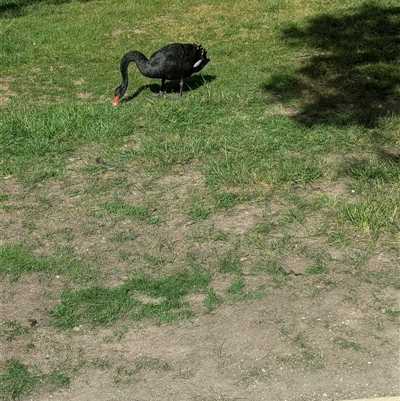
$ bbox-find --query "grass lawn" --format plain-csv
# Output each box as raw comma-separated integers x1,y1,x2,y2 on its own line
1,0,399,400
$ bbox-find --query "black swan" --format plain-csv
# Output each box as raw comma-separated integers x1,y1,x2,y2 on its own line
113,43,210,104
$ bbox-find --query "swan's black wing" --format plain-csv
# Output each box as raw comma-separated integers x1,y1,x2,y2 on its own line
148,43,209,80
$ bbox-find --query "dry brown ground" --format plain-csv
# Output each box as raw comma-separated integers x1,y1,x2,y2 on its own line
1,159,399,401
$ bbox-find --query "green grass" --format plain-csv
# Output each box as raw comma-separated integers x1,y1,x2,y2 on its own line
101,201,153,221
0,359,70,401
218,253,242,275
0,243,93,282
1,0,400,398
50,269,212,328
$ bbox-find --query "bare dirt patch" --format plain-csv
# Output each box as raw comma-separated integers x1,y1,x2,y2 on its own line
0,77,17,105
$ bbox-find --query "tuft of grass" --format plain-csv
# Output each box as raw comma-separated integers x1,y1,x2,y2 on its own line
101,201,152,221
211,231,229,241
0,359,37,401
188,205,211,222
218,254,242,275
0,359,70,401
50,269,212,328
226,278,246,294
278,332,325,370
0,243,93,282
333,337,362,351
111,232,138,243
305,258,327,275
204,288,224,311
342,193,399,236
114,357,171,384
214,192,240,210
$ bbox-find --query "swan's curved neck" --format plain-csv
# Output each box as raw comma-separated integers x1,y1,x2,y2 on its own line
122,51,148,73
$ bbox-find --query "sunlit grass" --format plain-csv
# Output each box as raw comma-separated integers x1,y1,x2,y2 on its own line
0,1,399,398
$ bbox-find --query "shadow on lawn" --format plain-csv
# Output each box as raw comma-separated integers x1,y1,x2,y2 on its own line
263,3,400,127
121,74,216,103
0,0,93,17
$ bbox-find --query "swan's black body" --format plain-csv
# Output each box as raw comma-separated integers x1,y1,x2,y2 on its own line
113,43,210,104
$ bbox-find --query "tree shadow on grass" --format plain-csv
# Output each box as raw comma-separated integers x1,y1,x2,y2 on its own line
262,3,400,127
0,0,94,17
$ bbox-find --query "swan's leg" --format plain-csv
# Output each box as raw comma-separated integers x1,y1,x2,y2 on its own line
152,79,165,98
179,79,184,98
167,79,184,101
159,78,166,96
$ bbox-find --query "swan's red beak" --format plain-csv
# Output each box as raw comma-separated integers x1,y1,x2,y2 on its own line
113,95,120,105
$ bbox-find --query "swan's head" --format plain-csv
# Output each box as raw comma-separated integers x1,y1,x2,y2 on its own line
113,87,121,105
113,85,126,105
